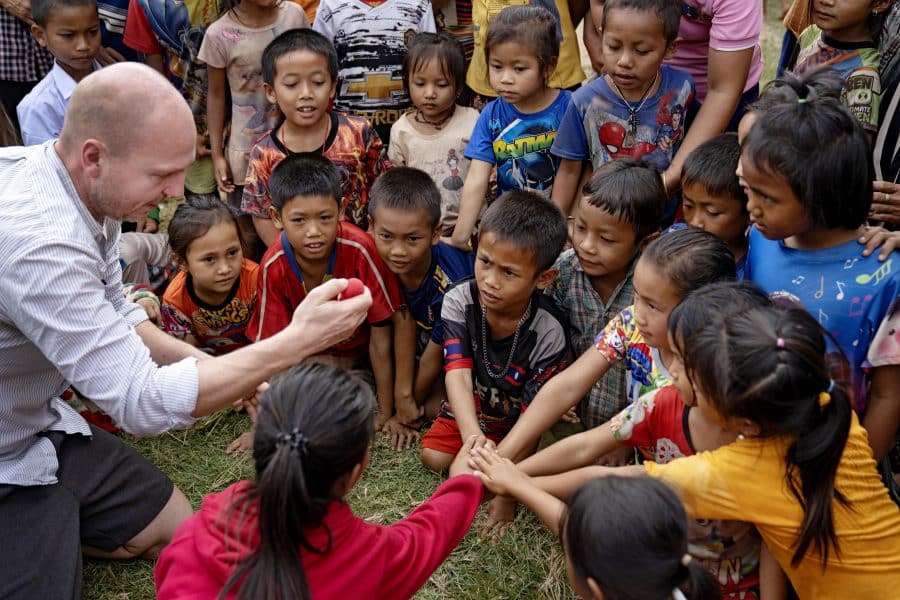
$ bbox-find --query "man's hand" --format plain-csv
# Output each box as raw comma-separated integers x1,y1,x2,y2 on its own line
96,46,126,66
1,0,34,23
136,297,160,324
287,278,371,356
871,180,900,226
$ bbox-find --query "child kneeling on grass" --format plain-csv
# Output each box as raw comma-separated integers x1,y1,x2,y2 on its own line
155,363,486,600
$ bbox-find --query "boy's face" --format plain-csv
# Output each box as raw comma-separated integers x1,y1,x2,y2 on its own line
601,7,671,100
475,231,548,317
681,180,749,255
270,194,339,265
370,206,440,279
570,197,640,282
265,49,337,133
32,5,101,81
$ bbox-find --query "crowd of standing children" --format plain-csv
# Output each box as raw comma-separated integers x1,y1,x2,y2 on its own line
2,0,900,597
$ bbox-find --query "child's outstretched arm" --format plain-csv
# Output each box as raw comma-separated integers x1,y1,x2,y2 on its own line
496,347,612,462
448,159,493,250
414,340,444,405
392,307,420,424
516,421,619,477
532,464,644,500
470,448,566,535
446,368,484,442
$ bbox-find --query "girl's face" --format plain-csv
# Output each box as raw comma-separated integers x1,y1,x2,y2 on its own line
183,220,243,304
666,332,695,407
408,57,457,121
739,148,812,241
487,41,551,113
631,259,681,350
812,0,888,41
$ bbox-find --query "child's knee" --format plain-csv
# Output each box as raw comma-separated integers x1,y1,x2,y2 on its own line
419,447,453,473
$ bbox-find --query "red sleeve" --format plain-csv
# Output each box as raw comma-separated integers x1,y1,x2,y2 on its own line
379,474,483,598
247,251,295,341
341,225,401,324
123,0,162,54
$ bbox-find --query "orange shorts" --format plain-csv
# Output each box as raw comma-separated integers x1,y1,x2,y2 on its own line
420,416,507,455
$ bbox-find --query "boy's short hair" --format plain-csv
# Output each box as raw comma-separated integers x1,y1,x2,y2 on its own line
368,167,441,228
262,29,339,87
681,133,747,206
269,153,342,212
581,158,664,242
601,0,682,45
479,190,567,272
32,0,97,26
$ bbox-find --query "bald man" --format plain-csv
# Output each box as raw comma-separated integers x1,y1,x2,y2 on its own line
0,63,372,598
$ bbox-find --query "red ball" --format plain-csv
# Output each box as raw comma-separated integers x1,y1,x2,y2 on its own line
339,278,365,300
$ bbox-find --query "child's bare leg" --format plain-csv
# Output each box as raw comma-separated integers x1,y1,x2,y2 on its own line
420,447,455,472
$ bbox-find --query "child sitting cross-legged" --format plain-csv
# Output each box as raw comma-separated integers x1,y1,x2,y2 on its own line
246,152,404,433
368,167,475,449
419,190,569,473
544,158,665,430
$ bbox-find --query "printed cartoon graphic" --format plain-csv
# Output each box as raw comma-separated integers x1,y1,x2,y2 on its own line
492,121,560,193
443,149,464,190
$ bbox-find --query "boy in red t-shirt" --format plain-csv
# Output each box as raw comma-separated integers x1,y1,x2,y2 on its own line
247,152,403,430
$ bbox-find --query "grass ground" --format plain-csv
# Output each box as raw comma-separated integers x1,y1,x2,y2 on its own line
84,4,787,598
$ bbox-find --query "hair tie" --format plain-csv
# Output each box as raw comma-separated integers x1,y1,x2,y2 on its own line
818,379,836,409
797,98,808,105
681,553,692,567
276,427,309,456
827,379,835,393
776,337,785,348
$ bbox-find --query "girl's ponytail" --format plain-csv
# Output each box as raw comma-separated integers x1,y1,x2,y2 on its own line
681,306,853,567
220,364,375,599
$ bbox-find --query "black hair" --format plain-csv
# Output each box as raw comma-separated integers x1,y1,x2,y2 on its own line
563,476,720,600
269,152,342,212
742,70,872,229
221,363,375,600
31,0,97,26
681,133,747,207
368,167,442,228
262,28,339,87
640,228,736,300
749,69,842,114
168,195,242,263
479,189,567,272
485,5,559,72
679,305,853,567
403,32,467,96
581,158,665,243
601,0,682,45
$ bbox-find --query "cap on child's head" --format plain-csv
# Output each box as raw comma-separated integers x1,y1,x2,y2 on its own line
269,153,342,212
31,0,97,27
682,133,746,206
581,158,664,242
368,167,441,229
479,190,567,272
600,0,683,45
262,28,339,87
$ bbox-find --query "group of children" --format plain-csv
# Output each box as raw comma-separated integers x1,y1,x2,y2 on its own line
5,0,900,597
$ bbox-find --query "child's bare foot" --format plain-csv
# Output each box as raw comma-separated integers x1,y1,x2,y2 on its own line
480,495,517,541
226,431,254,454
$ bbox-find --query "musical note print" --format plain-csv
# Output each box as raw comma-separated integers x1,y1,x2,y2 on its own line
835,281,845,301
792,275,805,285
813,276,824,299
844,258,859,270
849,294,874,318
855,259,893,285
818,309,829,324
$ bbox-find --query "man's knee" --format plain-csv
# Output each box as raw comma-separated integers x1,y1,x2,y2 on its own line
97,485,192,560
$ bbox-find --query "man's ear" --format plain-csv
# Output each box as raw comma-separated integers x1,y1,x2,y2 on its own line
536,266,559,290
268,205,284,230
81,139,106,179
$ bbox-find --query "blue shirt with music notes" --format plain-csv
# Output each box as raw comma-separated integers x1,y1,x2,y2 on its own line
746,227,900,412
